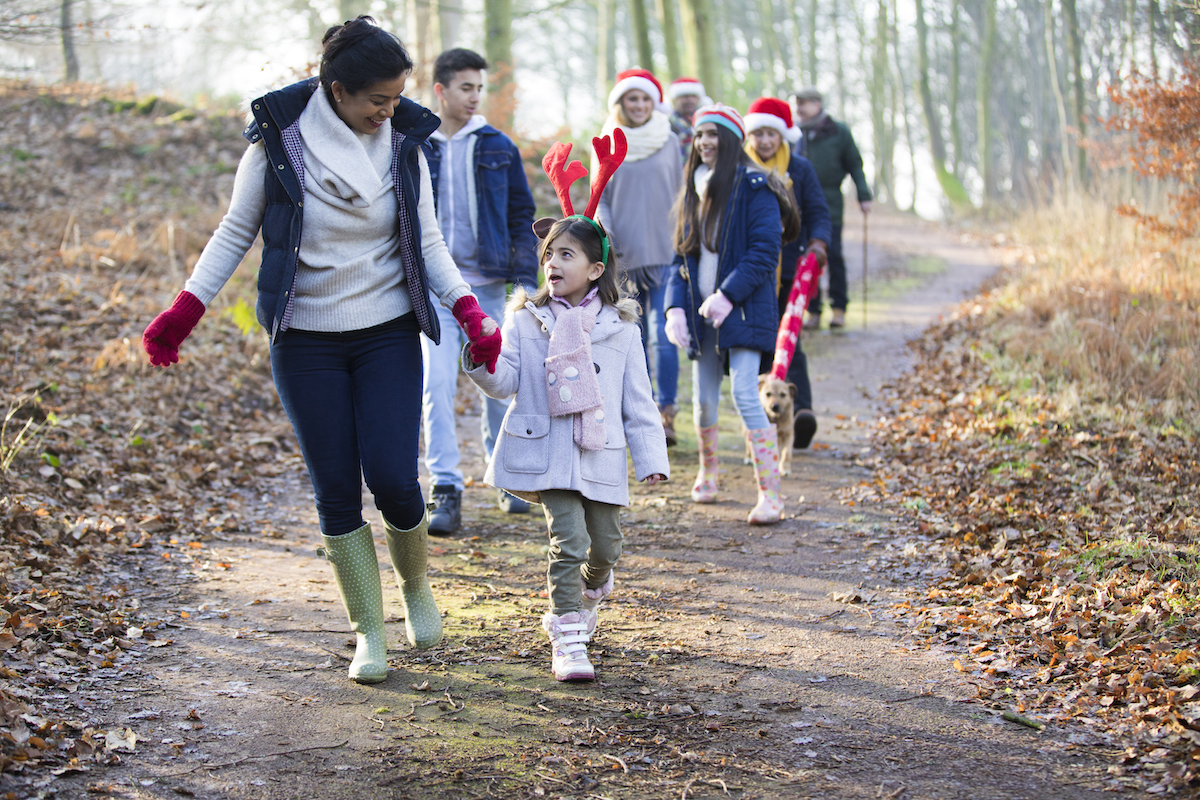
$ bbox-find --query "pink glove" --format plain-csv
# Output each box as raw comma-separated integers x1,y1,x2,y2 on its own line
453,295,501,374
143,291,206,367
665,307,691,350
698,290,733,328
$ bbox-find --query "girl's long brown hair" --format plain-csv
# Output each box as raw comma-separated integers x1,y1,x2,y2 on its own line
672,125,800,255
532,217,624,307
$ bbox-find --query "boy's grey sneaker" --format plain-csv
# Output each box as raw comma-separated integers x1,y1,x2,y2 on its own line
428,485,461,536
497,488,530,514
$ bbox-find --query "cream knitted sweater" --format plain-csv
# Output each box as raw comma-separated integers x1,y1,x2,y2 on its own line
184,91,470,332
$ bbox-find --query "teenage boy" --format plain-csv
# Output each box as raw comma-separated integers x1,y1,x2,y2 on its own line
666,77,711,160
421,48,539,535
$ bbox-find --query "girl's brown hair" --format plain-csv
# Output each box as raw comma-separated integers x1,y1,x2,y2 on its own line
672,124,800,256
532,217,624,307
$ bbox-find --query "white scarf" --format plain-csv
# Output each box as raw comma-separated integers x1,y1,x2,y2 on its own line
297,88,391,209
599,108,672,164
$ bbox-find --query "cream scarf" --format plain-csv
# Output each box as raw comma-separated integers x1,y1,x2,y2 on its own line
598,108,672,164
297,88,391,209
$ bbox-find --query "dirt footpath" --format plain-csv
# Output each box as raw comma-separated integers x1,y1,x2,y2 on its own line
48,210,1124,800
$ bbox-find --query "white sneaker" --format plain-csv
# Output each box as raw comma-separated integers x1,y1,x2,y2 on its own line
541,611,594,682
580,570,614,635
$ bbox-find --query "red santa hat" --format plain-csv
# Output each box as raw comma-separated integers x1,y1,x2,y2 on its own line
607,69,670,114
667,77,713,105
743,97,802,144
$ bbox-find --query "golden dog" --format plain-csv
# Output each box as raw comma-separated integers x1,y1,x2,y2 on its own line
746,374,796,476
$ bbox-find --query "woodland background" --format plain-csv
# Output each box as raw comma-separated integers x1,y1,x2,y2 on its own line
2,0,1200,795
5,0,1200,214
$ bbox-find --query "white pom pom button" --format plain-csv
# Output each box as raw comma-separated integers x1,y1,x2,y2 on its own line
559,387,572,402
595,410,605,421
564,366,579,379
548,372,557,385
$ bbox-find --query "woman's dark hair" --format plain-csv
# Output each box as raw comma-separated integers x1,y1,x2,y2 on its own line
532,218,624,308
672,124,752,255
672,124,801,254
319,16,413,98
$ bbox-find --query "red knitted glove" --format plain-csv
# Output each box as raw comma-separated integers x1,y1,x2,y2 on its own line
452,295,502,374
143,291,206,367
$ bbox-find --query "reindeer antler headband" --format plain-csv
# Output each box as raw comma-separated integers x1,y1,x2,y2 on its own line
533,128,628,265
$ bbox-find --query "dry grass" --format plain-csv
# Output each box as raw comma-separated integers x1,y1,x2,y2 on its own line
988,179,1200,427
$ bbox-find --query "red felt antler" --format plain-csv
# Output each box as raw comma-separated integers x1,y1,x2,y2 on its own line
583,128,628,219
541,142,589,218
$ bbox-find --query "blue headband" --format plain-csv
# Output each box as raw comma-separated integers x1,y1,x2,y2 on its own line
693,112,745,141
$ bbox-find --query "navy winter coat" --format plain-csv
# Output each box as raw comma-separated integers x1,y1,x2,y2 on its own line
665,166,784,357
781,153,833,278
422,127,539,289
242,79,445,344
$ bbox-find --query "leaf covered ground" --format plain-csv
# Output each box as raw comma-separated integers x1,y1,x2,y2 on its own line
1,81,1195,799
850,274,1200,794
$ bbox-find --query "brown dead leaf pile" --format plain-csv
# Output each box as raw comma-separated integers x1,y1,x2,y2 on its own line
850,297,1200,795
0,81,295,792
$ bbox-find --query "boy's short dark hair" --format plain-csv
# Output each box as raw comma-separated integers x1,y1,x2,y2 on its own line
433,48,488,88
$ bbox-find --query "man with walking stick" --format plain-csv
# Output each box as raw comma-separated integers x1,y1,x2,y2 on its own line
791,88,872,330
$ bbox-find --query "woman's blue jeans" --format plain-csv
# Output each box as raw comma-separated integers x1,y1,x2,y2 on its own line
630,276,678,407
270,317,426,536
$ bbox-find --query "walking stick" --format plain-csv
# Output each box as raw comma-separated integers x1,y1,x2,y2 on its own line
861,211,868,329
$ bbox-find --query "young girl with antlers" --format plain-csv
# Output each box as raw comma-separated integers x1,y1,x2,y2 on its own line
465,130,670,682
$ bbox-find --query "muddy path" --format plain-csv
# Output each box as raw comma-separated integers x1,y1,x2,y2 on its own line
46,209,1124,800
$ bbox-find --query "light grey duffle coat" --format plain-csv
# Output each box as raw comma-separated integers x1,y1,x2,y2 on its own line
464,291,670,507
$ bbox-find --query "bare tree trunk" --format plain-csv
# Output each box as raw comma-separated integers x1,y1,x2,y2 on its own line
1044,0,1073,187
759,0,782,94
870,0,890,201
440,0,461,48
679,0,719,99
788,0,805,86
630,0,655,70
656,0,682,78
832,2,845,116
407,0,431,105
1062,0,1087,183
60,0,79,82
977,0,998,202
1149,0,1158,74
949,0,962,179
890,8,916,210
484,0,515,133
597,0,616,107
914,0,946,172
807,0,819,87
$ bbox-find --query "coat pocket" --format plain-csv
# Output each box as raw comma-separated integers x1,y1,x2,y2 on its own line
503,413,551,474
580,425,627,487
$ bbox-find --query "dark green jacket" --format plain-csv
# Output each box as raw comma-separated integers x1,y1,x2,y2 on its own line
801,114,872,223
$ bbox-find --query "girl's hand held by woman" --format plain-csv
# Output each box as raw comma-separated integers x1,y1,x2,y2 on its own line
697,290,733,328
452,295,503,373
664,307,691,349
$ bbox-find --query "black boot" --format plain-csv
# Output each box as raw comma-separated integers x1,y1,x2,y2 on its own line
428,485,462,536
793,410,818,450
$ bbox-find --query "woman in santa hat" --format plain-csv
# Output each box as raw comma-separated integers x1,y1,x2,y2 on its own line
595,68,684,446
743,97,832,450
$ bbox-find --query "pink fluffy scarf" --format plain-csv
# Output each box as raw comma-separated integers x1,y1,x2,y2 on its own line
546,291,606,451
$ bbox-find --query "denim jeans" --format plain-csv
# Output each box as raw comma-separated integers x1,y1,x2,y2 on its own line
808,221,848,313
270,316,426,536
628,272,679,407
693,324,770,431
420,281,511,491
